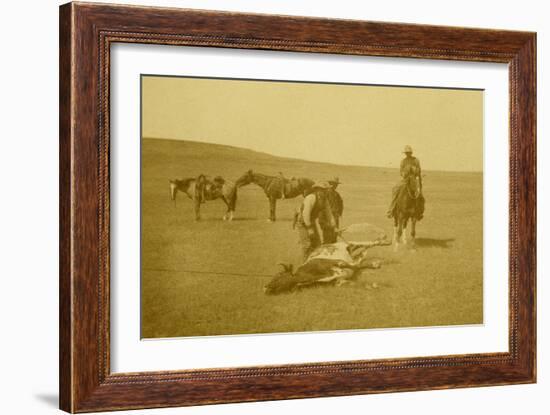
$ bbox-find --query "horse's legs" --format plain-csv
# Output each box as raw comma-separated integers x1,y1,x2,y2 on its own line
230,193,236,221
225,205,234,221
227,191,237,221
410,218,416,247
393,216,398,245
222,197,230,221
193,197,201,221
402,217,409,245
269,197,277,222
393,216,402,251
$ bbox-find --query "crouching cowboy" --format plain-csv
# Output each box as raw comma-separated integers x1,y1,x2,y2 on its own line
296,182,337,261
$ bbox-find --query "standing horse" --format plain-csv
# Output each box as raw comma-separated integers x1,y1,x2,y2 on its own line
392,173,424,250
169,176,237,221
235,170,314,222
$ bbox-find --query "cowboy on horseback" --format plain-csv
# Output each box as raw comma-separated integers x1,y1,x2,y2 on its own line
386,145,423,218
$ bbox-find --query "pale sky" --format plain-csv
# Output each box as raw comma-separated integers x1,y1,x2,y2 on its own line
142,75,483,172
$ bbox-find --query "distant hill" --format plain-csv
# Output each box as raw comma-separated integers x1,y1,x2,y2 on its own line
142,138,480,181
142,137,396,177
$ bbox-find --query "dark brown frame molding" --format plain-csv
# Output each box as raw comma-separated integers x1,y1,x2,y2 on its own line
59,2,536,412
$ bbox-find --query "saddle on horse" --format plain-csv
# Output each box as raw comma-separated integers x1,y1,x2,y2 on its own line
276,175,300,199
195,175,225,204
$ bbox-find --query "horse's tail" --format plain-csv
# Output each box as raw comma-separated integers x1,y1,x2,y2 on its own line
224,183,238,211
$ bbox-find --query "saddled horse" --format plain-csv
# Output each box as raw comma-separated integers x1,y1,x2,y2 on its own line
235,170,314,222
169,176,237,221
392,172,425,250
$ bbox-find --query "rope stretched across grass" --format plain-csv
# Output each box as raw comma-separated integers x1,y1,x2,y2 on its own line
142,267,274,278
145,223,391,293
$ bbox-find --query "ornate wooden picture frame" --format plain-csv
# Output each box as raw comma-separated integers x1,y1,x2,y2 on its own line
59,2,536,412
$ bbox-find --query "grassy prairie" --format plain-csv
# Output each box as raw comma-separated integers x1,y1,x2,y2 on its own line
141,138,483,338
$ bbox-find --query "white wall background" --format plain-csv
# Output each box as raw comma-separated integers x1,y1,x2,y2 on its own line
0,0,546,414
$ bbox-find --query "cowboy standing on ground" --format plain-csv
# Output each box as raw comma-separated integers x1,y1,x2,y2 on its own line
319,177,344,243
327,177,344,228
296,182,337,261
387,145,422,218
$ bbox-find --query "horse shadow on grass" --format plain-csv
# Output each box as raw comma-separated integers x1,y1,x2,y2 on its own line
194,216,256,222
414,238,455,249
197,217,294,222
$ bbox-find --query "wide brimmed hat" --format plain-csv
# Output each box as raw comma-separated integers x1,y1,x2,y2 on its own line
328,177,341,185
403,145,413,153
312,181,331,190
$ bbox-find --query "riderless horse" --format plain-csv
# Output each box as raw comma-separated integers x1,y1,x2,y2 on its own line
392,171,424,250
235,170,314,222
169,176,237,221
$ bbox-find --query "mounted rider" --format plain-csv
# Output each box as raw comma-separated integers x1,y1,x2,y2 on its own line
387,145,423,218
296,181,337,260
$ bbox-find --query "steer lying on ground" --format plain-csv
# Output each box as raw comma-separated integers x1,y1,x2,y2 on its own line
264,231,391,295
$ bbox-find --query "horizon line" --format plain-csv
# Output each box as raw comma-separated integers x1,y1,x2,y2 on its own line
143,136,483,174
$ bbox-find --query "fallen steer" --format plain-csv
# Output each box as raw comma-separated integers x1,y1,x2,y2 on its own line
264,228,391,295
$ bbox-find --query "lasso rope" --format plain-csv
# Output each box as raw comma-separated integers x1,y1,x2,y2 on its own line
142,267,274,278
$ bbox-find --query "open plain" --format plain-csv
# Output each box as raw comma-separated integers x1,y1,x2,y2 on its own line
141,138,483,338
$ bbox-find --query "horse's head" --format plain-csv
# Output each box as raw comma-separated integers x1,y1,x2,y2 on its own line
405,170,422,199
235,169,254,187
169,180,179,202
264,263,294,295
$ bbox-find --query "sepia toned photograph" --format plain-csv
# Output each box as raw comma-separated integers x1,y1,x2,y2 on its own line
141,74,483,339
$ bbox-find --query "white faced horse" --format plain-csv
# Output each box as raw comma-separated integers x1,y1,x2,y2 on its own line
169,176,237,221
